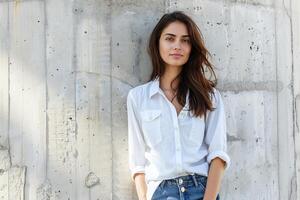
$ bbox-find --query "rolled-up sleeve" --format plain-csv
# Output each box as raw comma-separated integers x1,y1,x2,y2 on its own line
127,90,146,181
205,88,231,171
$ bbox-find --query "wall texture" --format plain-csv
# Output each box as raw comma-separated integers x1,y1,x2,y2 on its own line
0,0,299,199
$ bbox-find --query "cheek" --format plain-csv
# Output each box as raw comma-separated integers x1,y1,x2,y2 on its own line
185,46,192,57
159,42,170,58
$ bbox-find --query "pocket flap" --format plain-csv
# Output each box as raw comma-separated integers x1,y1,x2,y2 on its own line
140,110,161,121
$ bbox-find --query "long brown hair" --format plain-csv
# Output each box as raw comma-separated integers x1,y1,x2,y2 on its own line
148,11,217,118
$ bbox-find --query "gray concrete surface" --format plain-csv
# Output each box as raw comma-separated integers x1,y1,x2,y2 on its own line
0,0,299,199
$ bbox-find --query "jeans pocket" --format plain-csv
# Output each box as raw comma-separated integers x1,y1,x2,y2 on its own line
151,181,164,200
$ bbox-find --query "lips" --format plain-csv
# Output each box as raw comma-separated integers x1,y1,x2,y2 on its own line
170,53,183,56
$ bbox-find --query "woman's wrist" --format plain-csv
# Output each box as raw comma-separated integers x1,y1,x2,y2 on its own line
139,196,147,200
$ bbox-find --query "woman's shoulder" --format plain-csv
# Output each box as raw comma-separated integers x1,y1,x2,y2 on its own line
128,80,153,99
209,87,224,108
211,87,221,97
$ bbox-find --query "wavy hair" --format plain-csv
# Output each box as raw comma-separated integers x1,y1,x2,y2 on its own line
147,11,217,118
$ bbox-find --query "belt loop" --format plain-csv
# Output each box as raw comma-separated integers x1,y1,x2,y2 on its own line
191,174,198,187
160,180,166,189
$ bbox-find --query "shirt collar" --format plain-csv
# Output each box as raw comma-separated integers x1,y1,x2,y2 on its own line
149,77,190,110
149,77,160,98
183,89,190,111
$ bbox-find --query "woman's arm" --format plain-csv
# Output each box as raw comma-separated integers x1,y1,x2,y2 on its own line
127,91,147,199
203,89,230,199
203,157,226,200
134,173,147,200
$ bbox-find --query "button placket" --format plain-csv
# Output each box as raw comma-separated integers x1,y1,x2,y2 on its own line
174,123,181,172
159,90,183,173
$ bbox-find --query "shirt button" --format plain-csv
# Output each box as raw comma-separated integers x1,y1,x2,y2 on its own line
180,186,186,192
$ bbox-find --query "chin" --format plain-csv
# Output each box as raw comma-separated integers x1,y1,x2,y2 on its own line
166,61,186,67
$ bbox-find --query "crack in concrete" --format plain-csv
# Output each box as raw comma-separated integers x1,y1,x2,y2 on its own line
282,0,291,20
296,95,300,133
227,134,245,142
210,0,274,8
289,174,297,200
218,80,283,92
0,0,44,2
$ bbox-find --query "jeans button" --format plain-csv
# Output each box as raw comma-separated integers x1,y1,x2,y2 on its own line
180,186,186,192
178,178,183,185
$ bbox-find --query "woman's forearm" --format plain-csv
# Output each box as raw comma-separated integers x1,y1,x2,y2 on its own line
203,158,226,200
134,173,147,200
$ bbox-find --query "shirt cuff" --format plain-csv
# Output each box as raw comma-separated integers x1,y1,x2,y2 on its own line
207,150,231,171
130,166,145,181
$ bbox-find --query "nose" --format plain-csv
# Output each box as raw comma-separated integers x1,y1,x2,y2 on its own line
174,45,181,50
173,41,181,50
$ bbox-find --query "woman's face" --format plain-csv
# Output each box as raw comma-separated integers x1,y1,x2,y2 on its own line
159,21,192,69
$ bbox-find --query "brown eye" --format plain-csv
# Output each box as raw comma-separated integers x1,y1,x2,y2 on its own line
182,38,190,43
166,37,174,41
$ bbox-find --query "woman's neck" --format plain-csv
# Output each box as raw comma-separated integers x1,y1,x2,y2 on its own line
159,65,182,90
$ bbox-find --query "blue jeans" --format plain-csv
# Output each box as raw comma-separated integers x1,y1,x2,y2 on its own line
151,173,220,200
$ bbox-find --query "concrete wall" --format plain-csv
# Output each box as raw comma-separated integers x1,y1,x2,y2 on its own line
0,0,299,199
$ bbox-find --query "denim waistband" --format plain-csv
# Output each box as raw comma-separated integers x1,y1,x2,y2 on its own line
160,173,207,188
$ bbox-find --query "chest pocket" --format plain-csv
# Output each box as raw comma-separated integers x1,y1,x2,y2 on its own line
140,110,162,148
189,117,205,146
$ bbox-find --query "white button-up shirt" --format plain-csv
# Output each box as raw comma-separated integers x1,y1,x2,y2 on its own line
127,77,230,200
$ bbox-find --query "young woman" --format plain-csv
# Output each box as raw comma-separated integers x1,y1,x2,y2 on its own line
127,11,230,200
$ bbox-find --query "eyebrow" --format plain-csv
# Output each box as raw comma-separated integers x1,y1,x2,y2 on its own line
163,33,190,37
